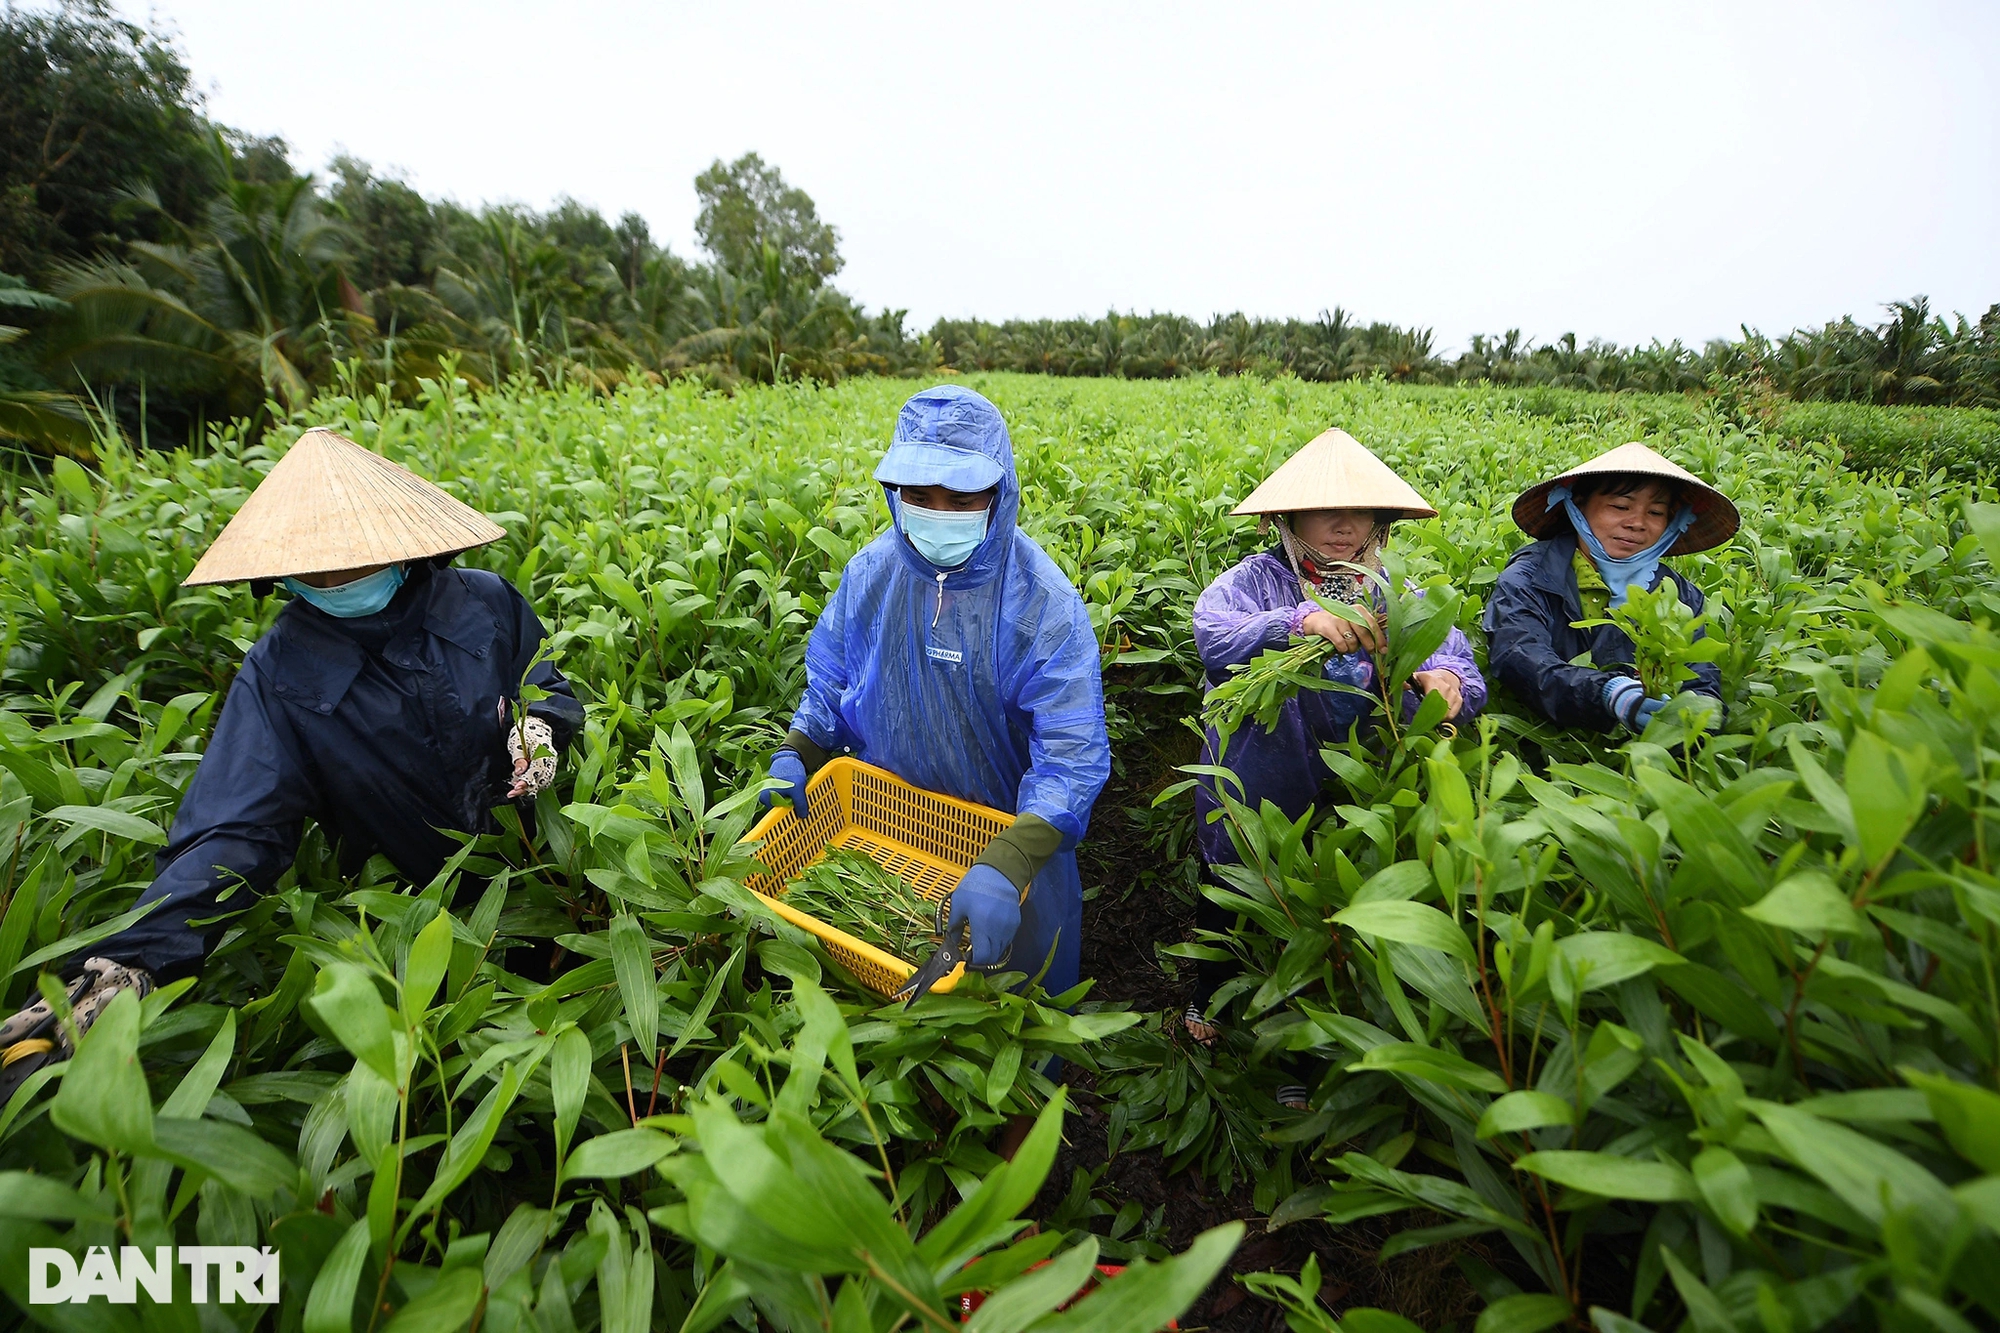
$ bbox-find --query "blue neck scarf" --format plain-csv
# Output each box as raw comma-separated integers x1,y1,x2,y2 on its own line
1549,486,1695,607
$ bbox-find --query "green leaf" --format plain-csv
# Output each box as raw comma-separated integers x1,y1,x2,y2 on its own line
666,943,732,1063
49,987,152,1152
484,1203,550,1291
552,1025,591,1166
963,1236,1099,1333
1844,730,1927,868
1332,899,1473,964
1475,1293,1571,1333
1658,1246,1735,1333
1476,1091,1575,1139
1743,872,1864,936
610,913,658,1063
401,910,454,1022
665,722,707,818
688,1096,856,1256
1634,767,1767,902
1351,860,1435,904
1352,1042,1507,1093
1902,1068,2000,1173
1513,1151,1697,1202
1745,1099,1953,1229
1028,1221,1244,1333
7,901,159,978
303,1219,370,1333
407,1065,524,1226
1552,931,1682,990
0,1172,114,1221
985,1042,1024,1110
143,1117,297,1198
382,1267,484,1333
45,803,167,845
51,455,95,506
562,1128,678,1182
1957,1177,2000,1233
1337,1312,1428,1333
307,963,399,1087
1657,963,1781,1048
917,1090,1069,1271
1691,1147,1757,1237
1965,500,2000,570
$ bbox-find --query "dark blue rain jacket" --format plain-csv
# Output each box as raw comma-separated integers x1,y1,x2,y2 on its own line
790,390,1110,996
1482,535,1722,731
102,564,582,978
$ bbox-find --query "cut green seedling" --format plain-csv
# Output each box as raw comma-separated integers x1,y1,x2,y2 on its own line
784,847,941,961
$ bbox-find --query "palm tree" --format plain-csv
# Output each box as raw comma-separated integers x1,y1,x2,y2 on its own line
37,132,365,422
0,274,94,457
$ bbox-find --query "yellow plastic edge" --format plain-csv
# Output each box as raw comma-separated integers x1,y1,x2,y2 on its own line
740,756,1009,997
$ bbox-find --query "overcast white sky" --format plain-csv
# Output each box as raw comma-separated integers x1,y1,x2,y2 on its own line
113,0,2000,351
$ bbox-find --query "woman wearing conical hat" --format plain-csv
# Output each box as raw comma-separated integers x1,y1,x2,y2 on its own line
1185,429,1485,1075
1483,442,1737,732
0,429,582,1098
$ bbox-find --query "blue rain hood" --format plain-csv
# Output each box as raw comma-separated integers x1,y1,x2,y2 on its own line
874,384,1009,496
795,386,1109,994
881,386,1022,586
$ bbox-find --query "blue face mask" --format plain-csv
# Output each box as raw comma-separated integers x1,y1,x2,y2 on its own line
284,564,408,618
900,502,988,569
1550,486,1696,607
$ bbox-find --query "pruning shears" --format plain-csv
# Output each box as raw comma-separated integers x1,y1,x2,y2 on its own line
895,899,968,1007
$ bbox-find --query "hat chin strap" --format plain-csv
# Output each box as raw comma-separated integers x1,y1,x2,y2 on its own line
1274,516,1389,599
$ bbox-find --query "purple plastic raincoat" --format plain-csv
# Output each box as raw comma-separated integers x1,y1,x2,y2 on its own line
1192,549,1486,866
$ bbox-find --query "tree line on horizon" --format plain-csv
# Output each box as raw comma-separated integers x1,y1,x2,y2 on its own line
3,0,1998,457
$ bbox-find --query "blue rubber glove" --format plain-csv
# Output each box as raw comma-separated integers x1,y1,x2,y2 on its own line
944,864,1021,968
760,749,809,819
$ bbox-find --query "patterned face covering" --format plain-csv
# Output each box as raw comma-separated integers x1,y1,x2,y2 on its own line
1275,513,1391,604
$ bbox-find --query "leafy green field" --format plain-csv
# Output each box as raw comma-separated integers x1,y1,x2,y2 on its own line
1,372,1998,1332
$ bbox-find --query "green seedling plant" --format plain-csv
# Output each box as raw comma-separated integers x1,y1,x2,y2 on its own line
1575,574,1727,706
3,372,1999,1330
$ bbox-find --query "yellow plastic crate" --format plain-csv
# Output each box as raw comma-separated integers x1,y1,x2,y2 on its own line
742,757,1014,998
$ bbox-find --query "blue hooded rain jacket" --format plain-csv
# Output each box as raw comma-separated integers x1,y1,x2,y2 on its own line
789,386,1110,995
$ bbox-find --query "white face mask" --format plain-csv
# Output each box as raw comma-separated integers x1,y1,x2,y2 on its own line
900,502,988,568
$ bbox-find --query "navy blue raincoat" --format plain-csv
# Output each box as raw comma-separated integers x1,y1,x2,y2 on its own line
102,563,582,978
790,389,1110,995
1482,534,1722,731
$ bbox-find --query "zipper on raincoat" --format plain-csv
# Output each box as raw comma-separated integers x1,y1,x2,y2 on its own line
932,571,947,629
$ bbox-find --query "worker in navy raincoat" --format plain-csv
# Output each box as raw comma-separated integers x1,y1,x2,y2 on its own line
0,429,581,1099
1483,442,1737,733
760,386,1110,998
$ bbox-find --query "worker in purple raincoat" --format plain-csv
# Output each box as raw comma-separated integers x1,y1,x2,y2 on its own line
1187,430,1485,1105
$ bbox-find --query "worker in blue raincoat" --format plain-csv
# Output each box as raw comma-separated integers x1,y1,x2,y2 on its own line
760,385,1110,998
0,429,581,1099
1484,442,1737,732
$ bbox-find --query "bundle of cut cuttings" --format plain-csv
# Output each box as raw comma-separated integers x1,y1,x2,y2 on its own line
783,847,942,960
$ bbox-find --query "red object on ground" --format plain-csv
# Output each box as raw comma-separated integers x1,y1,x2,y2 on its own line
958,1263,1177,1327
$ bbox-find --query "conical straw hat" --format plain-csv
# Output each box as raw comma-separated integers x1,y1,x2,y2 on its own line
1511,441,1739,557
183,428,506,586
1230,429,1437,521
